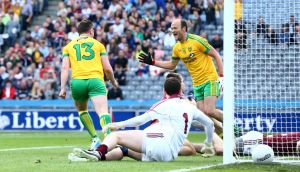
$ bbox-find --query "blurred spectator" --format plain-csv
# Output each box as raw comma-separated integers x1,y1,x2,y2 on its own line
142,0,157,16
32,43,43,64
67,26,79,40
285,15,299,45
0,66,8,88
265,25,278,44
21,0,33,30
150,30,159,47
114,50,128,71
108,86,123,100
234,0,242,20
234,19,247,49
45,47,55,62
112,17,124,36
175,1,189,19
126,30,136,50
12,65,23,81
210,34,223,51
114,64,126,86
39,40,49,57
46,16,55,32
136,63,149,78
205,1,217,26
16,78,30,100
6,11,20,47
295,25,300,44
1,80,16,99
279,24,290,44
30,80,44,100
44,82,56,99
256,16,267,38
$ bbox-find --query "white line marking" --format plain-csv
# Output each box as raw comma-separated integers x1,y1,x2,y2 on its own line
167,163,224,172
0,146,77,152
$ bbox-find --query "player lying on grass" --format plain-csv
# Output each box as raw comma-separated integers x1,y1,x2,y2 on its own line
69,77,215,162
185,130,300,156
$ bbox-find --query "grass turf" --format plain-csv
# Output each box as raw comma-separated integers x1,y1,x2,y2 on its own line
0,132,299,172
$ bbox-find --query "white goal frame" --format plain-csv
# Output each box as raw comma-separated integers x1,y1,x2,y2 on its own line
223,0,300,164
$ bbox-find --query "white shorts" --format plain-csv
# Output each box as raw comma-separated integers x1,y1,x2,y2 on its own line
141,131,174,162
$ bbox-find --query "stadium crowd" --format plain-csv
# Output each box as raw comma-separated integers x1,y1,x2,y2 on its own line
0,0,224,100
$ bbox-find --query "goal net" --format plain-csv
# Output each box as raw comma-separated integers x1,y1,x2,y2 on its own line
224,0,300,163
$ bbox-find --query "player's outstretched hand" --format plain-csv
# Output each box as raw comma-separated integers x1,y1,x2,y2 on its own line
200,143,215,157
59,89,66,99
138,51,154,65
297,141,300,152
102,123,121,133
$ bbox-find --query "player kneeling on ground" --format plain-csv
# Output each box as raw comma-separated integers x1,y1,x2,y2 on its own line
69,77,215,162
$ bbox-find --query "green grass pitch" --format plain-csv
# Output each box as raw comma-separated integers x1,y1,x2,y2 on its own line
0,132,299,172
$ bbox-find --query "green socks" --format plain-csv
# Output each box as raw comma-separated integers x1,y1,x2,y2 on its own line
79,111,98,138
100,114,112,138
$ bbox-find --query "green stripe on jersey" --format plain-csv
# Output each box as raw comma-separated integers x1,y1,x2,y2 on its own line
100,52,107,56
172,56,180,60
62,54,69,58
188,35,211,53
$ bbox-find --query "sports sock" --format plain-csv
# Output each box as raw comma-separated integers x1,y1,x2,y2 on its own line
100,114,112,137
79,111,98,138
96,144,108,160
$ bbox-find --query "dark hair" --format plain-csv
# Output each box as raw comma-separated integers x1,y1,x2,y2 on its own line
77,20,93,34
181,19,188,32
166,72,182,83
164,77,181,96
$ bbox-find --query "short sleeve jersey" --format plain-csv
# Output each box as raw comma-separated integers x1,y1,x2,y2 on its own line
62,35,107,80
172,33,218,86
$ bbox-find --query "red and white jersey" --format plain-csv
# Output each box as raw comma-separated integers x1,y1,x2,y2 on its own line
118,97,214,158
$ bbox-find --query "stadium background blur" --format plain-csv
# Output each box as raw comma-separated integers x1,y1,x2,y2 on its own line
0,0,300,170
0,0,224,101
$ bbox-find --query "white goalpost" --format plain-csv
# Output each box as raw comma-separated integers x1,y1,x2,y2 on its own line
223,0,300,163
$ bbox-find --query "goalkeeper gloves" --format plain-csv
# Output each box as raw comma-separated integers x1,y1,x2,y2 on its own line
200,142,215,157
138,51,155,65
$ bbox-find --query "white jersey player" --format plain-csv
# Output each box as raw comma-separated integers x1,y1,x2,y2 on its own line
69,77,215,162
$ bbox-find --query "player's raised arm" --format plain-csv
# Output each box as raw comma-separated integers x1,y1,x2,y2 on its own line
59,54,70,99
207,47,223,77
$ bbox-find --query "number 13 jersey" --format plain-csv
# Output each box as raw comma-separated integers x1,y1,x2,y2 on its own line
62,35,107,80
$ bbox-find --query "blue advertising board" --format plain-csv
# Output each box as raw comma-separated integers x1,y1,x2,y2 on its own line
1,110,299,132
0,111,135,131
235,113,300,132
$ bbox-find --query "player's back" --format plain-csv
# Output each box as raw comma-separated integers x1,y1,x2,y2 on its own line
62,35,107,80
145,97,198,156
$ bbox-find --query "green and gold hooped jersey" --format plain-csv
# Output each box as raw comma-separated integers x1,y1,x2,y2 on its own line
62,35,107,80
172,33,218,86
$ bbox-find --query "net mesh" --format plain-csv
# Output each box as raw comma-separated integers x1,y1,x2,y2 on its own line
234,0,300,161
